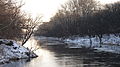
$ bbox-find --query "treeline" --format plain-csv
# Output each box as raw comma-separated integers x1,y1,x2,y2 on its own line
0,0,41,44
35,0,120,38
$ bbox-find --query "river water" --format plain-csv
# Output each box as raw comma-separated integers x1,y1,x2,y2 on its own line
1,46,120,67
0,36,120,67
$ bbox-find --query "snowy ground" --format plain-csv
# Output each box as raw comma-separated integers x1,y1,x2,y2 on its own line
0,39,37,64
64,34,120,54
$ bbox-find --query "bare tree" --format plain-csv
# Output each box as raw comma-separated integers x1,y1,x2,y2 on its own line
21,16,42,46
47,0,100,37
60,0,99,16
0,0,24,39
0,0,42,46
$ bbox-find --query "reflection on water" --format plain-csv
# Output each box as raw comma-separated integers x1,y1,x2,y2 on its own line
0,49,60,67
1,48,120,67
25,49,61,67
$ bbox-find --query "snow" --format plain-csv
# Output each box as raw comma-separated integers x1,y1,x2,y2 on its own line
64,34,120,54
0,39,37,64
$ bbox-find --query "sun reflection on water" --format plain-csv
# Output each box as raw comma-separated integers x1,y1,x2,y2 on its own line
23,37,61,67
25,48,61,67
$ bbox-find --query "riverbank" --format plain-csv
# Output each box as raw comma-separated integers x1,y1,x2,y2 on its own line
64,34,120,54
0,39,38,64
34,34,120,54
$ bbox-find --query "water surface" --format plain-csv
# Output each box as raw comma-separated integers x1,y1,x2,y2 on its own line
1,47,120,67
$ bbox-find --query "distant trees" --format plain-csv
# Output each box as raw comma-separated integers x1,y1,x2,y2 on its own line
35,0,120,39
103,2,120,33
35,0,100,37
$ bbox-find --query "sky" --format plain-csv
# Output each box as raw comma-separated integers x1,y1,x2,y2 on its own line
20,0,120,22
98,0,120,4
20,0,68,22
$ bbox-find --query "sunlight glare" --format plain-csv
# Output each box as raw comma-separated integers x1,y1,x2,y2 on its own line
23,37,60,67
23,37,49,56
25,48,60,67
21,0,68,22
23,37,40,53
20,0,120,22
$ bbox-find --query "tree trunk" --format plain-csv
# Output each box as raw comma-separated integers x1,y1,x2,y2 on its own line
89,35,92,48
98,34,103,47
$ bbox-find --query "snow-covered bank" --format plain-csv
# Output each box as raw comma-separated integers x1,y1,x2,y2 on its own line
64,34,120,54
0,39,38,64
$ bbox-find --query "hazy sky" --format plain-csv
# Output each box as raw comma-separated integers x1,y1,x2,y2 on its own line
98,0,120,4
20,0,120,22
21,0,68,22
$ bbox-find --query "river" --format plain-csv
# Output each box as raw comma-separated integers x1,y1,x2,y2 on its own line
0,36,120,67
0,47,120,67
